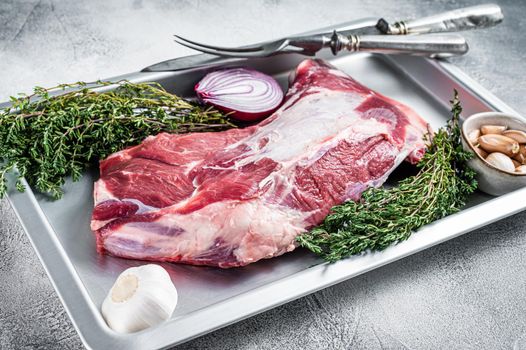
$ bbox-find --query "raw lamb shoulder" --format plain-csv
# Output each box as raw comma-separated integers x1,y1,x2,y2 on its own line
91,59,429,268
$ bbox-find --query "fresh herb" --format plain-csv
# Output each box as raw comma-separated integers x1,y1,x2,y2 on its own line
0,81,233,199
297,91,477,262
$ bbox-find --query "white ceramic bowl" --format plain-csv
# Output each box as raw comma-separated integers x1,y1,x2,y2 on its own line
461,112,526,196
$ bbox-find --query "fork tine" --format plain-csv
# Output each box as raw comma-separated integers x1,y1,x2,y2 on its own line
174,38,271,58
174,35,264,53
174,38,254,57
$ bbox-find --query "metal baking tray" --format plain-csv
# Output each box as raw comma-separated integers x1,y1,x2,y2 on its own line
5,24,526,350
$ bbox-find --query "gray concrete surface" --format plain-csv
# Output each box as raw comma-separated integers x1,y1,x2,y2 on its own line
1,0,525,349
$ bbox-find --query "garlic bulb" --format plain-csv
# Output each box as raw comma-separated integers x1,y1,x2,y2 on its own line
102,264,178,333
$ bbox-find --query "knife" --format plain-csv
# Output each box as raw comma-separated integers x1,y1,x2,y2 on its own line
142,4,502,72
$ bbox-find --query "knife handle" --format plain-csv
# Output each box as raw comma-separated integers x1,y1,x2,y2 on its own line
330,32,469,58
377,4,503,35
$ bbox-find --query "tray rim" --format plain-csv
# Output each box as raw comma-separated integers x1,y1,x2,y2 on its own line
5,54,526,350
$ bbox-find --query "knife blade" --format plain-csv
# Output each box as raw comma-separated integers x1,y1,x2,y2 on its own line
141,17,379,72
143,4,503,71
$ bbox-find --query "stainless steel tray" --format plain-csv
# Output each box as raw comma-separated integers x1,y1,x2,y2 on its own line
5,34,526,349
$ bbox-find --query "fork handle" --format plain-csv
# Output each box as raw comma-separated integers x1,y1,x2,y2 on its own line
330,32,469,58
377,4,503,35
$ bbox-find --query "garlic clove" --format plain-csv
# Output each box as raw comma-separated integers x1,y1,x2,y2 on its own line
102,264,178,333
502,129,526,144
484,152,515,172
480,125,507,135
478,134,519,157
468,129,481,145
516,165,526,174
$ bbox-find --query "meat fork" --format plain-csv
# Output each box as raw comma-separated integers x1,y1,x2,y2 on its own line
174,4,502,58
174,32,469,58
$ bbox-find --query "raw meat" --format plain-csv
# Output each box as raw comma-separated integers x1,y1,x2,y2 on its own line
91,59,429,268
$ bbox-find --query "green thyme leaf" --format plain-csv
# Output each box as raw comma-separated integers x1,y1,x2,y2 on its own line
0,80,234,199
297,90,477,262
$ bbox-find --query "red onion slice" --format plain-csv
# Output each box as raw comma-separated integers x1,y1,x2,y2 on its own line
195,68,284,122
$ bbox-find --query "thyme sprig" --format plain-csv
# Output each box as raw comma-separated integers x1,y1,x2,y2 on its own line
297,91,477,262
0,81,233,199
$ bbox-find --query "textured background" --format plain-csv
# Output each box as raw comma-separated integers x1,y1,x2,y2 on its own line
1,0,526,349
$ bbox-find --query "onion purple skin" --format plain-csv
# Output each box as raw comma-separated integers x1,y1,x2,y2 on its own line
195,68,284,123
